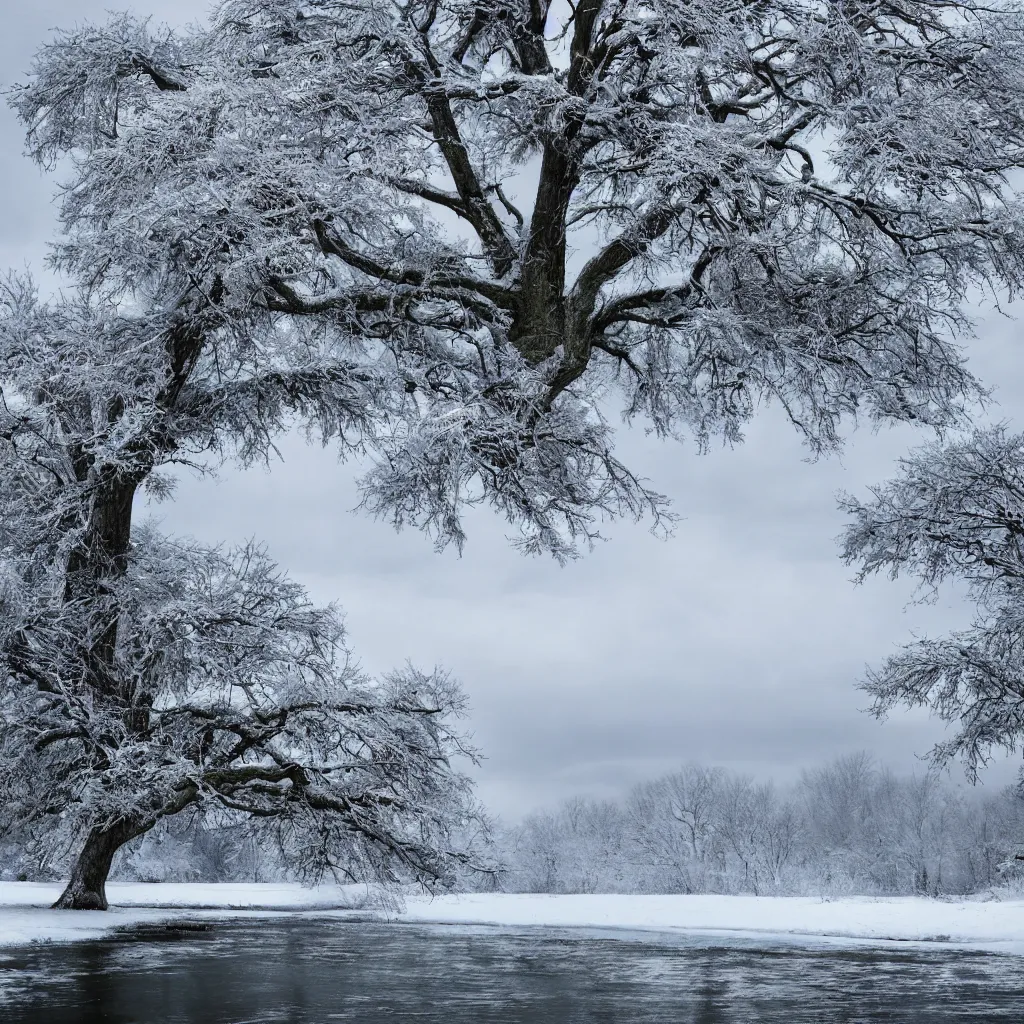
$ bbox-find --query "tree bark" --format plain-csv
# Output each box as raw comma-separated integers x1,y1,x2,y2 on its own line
52,819,150,911
510,144,578,366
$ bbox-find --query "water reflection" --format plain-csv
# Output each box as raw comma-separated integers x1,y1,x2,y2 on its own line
0,919,1020,1023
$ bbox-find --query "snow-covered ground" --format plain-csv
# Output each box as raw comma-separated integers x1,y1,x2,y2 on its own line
0,883,1022,953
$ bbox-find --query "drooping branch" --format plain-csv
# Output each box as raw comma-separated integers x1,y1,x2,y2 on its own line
386,176,470,220
311,219,514,311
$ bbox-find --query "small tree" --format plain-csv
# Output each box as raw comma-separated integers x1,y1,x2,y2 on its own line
841,426,1024,783
626,764,725,891
5,0,1024,907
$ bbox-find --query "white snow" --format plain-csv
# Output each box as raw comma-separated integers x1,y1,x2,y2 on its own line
0,883,1022,953
0,882,370,947
0,881,365,911
402,893,1024,952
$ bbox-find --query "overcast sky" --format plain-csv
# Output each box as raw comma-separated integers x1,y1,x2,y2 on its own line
3,2,1023,820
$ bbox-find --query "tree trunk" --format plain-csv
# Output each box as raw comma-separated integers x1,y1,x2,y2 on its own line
52,819,149,911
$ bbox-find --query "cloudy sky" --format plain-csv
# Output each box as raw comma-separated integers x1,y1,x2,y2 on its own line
2,1,1022,820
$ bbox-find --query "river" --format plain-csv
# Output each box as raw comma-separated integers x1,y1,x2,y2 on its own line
0,918,1021,1022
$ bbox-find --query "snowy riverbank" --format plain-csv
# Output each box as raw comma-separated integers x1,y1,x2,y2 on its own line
0,883,1022,953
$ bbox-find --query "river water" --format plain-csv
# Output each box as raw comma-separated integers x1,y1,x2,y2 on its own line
0,918,1021,1022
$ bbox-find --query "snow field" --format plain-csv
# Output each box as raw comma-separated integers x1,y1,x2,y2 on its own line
0,883,1022,953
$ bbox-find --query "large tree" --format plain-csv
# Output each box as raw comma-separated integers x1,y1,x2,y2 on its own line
3,0,1024,907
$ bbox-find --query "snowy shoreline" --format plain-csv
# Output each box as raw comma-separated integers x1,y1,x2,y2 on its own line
0,883,1022,954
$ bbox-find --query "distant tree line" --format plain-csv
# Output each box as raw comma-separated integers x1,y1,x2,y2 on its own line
495,755,1024,898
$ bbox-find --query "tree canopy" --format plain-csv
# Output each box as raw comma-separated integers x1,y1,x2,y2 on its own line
12,0,1024,554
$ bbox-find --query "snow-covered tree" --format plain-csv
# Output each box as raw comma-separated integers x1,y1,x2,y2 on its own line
5,0,1024,907
0,288,486,911
626,764,725,891
505,796,628,892
716,776,800,894
0,514,486,908
841,426,1024,783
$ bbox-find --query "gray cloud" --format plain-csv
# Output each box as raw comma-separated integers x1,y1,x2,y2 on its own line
2,2,1021,821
